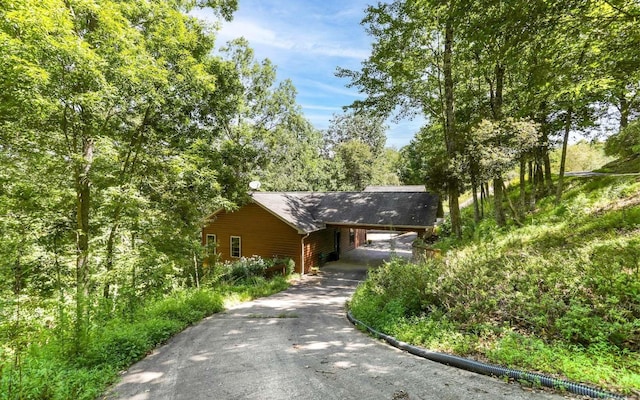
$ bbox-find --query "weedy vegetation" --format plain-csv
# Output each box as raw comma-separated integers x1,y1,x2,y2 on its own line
350,175,640,395
0,256,293,400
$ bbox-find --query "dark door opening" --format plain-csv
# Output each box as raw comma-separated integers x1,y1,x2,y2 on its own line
332,230,341,260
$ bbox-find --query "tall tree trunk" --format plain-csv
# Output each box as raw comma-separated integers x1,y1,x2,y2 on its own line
536,106,553,193
493,177,506,226
503,182,523,226
535,162,545,199
472,184,480,223
103,110,148,299
480,183,485,219
556,107,572,203
443,19,462,238
491,62,506,226
74,135,93,353
619,94,629,130
493,63,504,120
543,149,553,192
519,157,526,216
103,218,120,299
471,164,481,222
529,160,538,209
193,252,200,289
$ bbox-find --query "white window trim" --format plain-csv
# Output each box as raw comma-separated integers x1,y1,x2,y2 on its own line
230,236,241,258
205,234,217,254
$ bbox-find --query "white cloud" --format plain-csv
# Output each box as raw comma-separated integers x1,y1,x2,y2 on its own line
216,17,369,60
301,104,343,111
305,80,366,98
217,19,295,50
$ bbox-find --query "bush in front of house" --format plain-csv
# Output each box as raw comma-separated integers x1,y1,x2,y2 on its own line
209,256,294,284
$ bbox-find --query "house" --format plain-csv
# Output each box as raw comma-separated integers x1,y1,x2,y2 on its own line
364,185,426,192
202,190,439,274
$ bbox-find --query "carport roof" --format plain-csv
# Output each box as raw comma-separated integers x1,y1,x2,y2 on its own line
251,191,439,234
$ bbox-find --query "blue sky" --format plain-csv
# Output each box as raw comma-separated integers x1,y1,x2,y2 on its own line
192,0,423,149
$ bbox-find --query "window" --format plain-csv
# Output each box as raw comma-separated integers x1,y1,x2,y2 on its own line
230,236,241,258
205,234,216,254
349,228,355,245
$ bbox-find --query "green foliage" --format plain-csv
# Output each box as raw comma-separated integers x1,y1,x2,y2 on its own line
598,154,640,174
0,355,116,400
605,120,640,158
1,2,326,394
0,279,289,400
323,111,399,190
331,140,376,190
326,111,387,158
217,38,331,193
206,256,294,285
350,176,640,393
549,140,615,172
371,148,402,186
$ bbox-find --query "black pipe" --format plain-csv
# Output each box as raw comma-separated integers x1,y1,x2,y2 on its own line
346,311,625,399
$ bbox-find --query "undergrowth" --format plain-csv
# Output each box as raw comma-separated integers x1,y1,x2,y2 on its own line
350,175,640,395
0,275,291,400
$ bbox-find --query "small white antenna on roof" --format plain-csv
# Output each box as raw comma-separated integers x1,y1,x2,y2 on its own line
249,181,261,191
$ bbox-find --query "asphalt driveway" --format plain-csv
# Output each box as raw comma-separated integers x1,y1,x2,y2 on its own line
104,239,565,400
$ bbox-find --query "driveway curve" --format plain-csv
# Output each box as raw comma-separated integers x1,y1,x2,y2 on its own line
104,262,564,400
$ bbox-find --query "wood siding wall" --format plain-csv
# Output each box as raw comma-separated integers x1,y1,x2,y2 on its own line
203,205,373,274
202,204,303,272
303,229,334,270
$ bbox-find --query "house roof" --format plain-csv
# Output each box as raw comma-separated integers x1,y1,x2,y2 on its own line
251,192,325,233
364,185,426,192
250,191,439,234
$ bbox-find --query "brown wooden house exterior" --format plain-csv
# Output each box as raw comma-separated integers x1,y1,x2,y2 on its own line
202,191,438,274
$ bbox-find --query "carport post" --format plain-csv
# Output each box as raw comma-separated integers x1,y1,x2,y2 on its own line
301,233,309,275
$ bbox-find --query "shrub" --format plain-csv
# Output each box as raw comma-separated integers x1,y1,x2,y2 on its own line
208,256,294,284
85,323,150,368
145,290,223,325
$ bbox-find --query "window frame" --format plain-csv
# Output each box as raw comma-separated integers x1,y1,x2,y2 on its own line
230,236,241,258
205,234,217,254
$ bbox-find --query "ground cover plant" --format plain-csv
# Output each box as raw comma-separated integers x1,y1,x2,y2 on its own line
0,256,293,400
349,175,640,396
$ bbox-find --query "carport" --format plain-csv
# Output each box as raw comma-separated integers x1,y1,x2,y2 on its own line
336,230,417,267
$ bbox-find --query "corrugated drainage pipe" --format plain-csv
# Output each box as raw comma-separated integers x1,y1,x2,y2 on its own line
346,311,625,399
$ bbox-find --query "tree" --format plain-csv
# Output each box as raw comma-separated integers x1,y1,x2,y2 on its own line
466,118,541,225
399,124,451,218
0,0,238,351
326,111,387,157
338,0,466,237
371,148,402,186
600,0,640,130
605,120,640,158
331,140,375,190
216,38,325,194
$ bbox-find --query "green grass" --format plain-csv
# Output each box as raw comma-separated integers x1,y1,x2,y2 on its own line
0,276,291,400
350,175,640,395
597,154,640,174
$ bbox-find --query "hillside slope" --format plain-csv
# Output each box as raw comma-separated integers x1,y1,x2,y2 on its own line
350,174,640,396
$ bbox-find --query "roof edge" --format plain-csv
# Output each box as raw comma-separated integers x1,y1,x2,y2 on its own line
250,196,324,234
323,222,435,230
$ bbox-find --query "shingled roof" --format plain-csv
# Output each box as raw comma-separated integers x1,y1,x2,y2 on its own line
364,185,426,192
250,191,439,234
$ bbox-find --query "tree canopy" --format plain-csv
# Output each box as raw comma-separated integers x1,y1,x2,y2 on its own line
339,0,640,234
